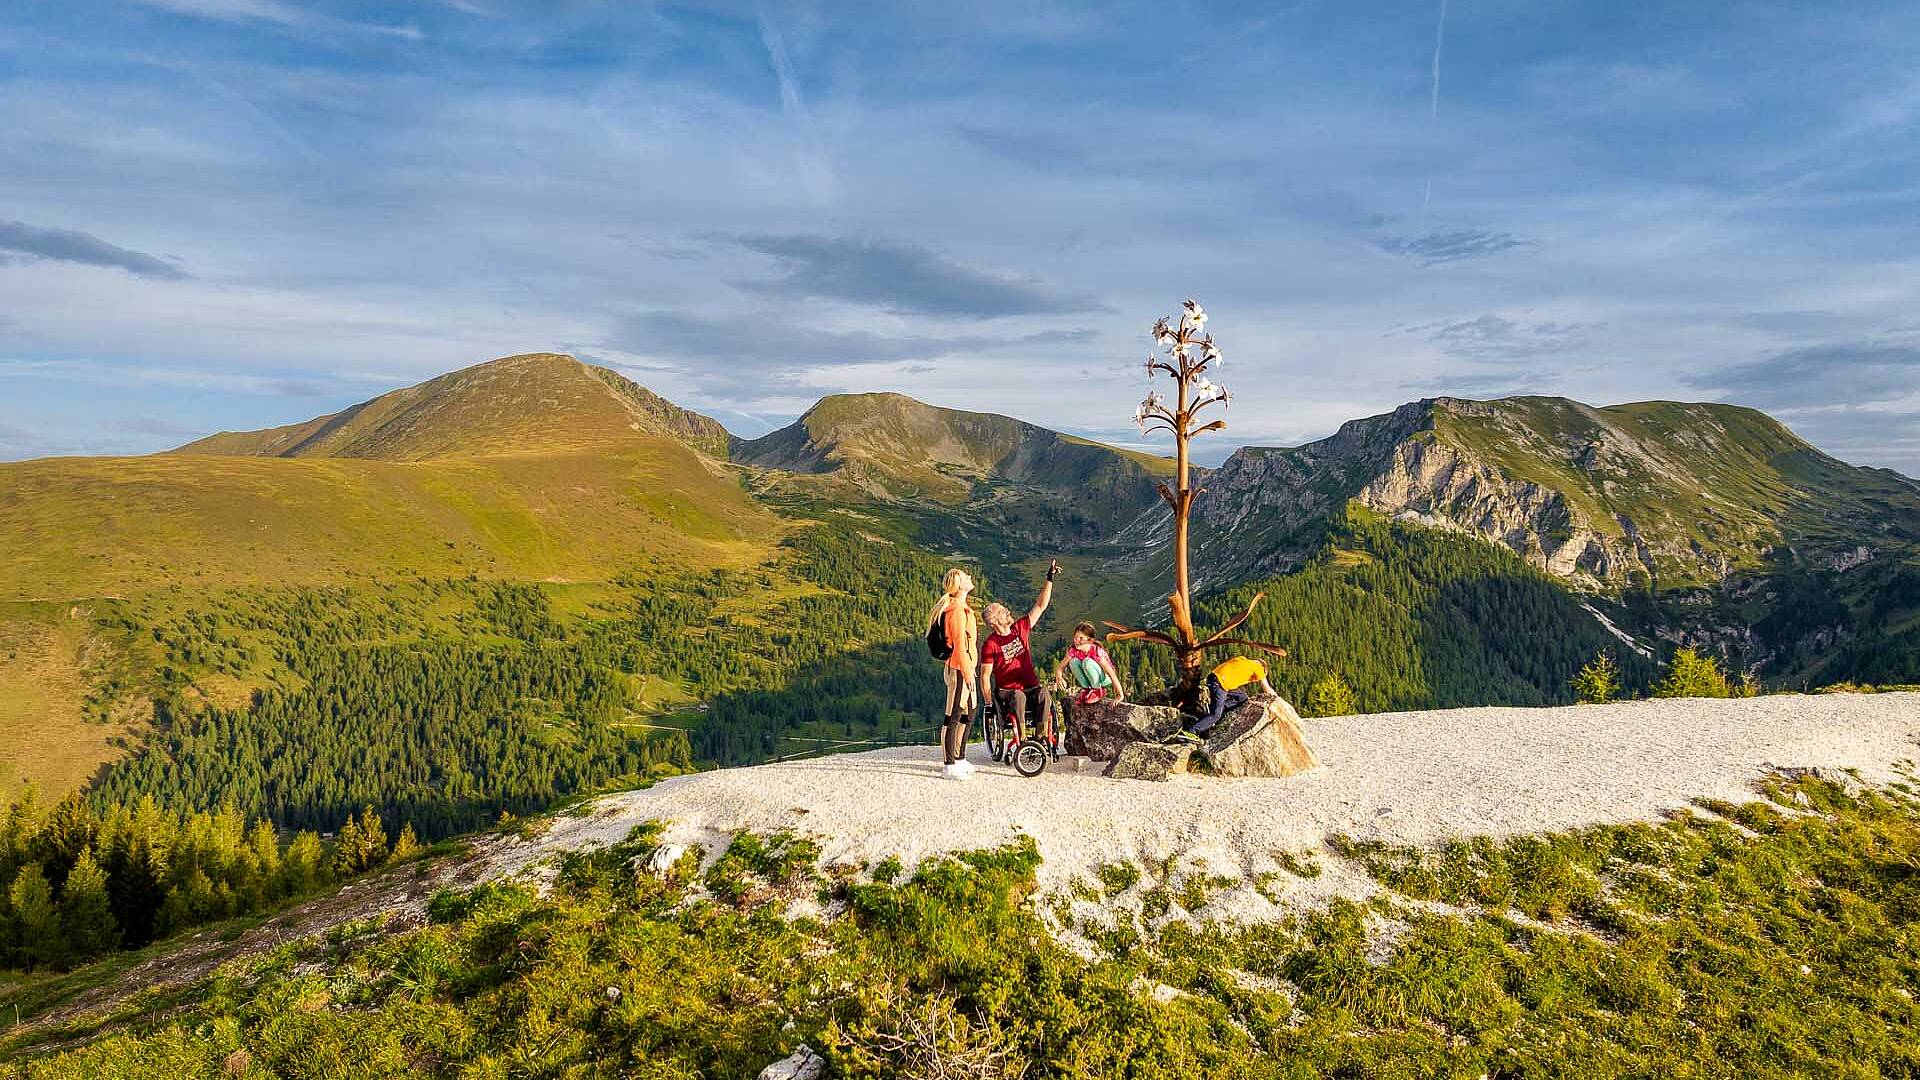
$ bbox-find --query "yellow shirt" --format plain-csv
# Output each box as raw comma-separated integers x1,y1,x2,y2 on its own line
1211,656,1266,692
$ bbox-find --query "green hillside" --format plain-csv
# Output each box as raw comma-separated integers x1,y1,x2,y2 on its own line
1117,507,1659,713
735,392,1173,544
176,353,730,462
1432,397,1915,585
0,356,778,798
0,442,774,604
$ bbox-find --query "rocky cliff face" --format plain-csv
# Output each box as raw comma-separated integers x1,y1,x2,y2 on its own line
1191,395,1916,597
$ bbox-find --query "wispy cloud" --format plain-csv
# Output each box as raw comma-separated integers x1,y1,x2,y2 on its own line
0,220,188,279
1379,228,1531,266
755,6,830,200
730,234,1105,317
120,414,204,437
615,309,1092,395
1400,314,1599,362
1403,370,1563,399
0,358,383,396
1687,341,1920,410
131,0,423,41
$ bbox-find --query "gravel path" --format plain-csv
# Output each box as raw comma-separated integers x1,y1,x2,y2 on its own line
496,693,1920,915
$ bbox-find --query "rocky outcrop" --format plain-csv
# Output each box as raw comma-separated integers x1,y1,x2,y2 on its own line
1185,395,1887,595
1197,696,1319,778
758,1044,827,1080
1070,696,1318,780
1351,433,1646,589
1104,741,1193,781
1067,701,1186,760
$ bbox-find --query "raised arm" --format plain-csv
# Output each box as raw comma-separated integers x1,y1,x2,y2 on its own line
1027,560,1060,625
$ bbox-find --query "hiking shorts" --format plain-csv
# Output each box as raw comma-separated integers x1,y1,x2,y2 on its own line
944,665,976,714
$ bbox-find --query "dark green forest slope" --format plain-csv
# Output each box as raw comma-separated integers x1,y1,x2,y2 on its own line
1115,508,1659,711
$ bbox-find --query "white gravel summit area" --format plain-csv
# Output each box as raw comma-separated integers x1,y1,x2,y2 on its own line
497,693,1920,915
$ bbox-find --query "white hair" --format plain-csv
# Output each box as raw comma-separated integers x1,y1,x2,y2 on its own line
984,602,1011,623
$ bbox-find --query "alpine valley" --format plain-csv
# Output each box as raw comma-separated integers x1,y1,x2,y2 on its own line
3,352,1916,837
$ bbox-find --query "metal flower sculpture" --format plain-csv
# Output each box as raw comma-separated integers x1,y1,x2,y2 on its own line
1107,299,1287,709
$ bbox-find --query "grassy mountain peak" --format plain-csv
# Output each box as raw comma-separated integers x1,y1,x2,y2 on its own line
175,352,731,461
734,390,1170,499
731,391,1175,550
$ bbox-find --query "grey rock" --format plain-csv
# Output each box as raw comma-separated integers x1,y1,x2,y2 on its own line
1103,741,1193,781
1199,696,1320,778
758,1043,827,1080
643,843,688,878
1067,700,1187,760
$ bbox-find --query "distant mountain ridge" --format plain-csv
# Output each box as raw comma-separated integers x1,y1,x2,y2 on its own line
1186,394,1920,680
733,390,1175,544
1195,395,1920,590
175,353,730,461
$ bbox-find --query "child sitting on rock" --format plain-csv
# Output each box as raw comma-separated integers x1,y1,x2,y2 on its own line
1053,622,1126,705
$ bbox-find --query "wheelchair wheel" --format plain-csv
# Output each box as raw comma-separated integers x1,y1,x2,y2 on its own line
982,703,1007,762
1012,740,1048,777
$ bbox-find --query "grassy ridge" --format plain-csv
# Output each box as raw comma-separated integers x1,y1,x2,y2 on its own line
1434,397,1918,585
0,440,775,603
176,353,730,462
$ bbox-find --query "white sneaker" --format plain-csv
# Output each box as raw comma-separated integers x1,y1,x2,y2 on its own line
943,763,968,780
952,759,977,776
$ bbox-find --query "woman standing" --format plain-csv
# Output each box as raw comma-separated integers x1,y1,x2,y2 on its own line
927,568,980,779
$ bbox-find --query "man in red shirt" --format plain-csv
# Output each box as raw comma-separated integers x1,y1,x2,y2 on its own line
981,560,1059,747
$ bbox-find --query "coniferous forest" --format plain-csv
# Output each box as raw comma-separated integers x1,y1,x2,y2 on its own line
0,788,417,972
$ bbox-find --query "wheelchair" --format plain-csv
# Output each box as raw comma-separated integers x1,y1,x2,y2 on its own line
979,686,1065,778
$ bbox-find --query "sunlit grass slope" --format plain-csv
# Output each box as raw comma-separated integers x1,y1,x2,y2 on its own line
175,352,730,462
0,605,139,800
0,441,776,602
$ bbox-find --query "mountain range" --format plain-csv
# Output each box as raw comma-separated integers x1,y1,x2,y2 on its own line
3,351,1916,810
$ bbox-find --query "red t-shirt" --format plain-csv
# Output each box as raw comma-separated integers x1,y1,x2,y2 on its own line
981,616,1039,691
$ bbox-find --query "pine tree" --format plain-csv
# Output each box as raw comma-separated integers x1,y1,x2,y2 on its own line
389,823,424,864
36,792,98,890
8,864,66,970
1572,651,1620,704
1652,648,1733,699
332,806,389,876
1304,673,1359,718
280,831,327,896
59,847,119,960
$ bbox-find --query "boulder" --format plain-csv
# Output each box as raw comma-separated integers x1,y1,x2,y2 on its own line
1198,696,1319,778
758,1044,827,1080
643,843,689,879
1067,700,1187,760
1104,741,1193,781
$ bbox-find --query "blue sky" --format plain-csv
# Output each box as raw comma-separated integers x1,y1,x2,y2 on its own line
3,1,1919,474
